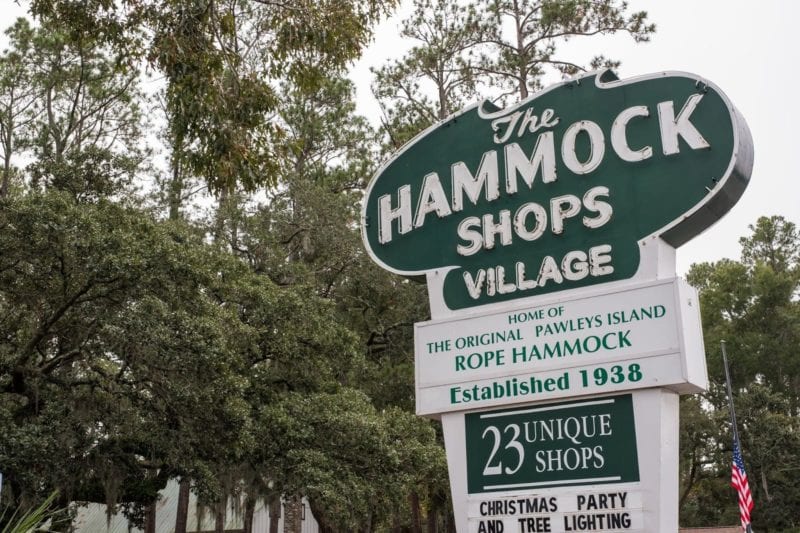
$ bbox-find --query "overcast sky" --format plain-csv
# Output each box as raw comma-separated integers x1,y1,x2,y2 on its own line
352,0,800,275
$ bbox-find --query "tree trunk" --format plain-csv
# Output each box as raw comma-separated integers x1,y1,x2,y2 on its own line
175,478,190,533
437,82,448,120
283,495,303,533
213,186,230,244
214,496,227,533
365,509,373,533
168,153,184,220
144,501,157,533
678,456,698,512
268,496,281,533
1,115,11,198
761,469,773,501
409,492,422,533
513,0,528,100
1,153,11,199
426,506,437,533
243,497,255,533
445,506,456,533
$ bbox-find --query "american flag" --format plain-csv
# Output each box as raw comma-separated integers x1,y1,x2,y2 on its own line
731,437,754,531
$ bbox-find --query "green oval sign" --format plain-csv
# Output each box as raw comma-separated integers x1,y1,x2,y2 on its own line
361,70,753,310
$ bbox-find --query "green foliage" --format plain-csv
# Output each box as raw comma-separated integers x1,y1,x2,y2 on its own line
482,0,655,99
683,216,800,529
31,0,398,195
0,19,37,198
687,217,800,402
0,491,64,533
28,146,142,203
219,72,445,528
372,0,485,149
0,189,382,526
0,1,450,530
373,0,655,153
0,193,239,509
152,0,284,193
740,215,800,273
0,15,147,201
257,389,445,530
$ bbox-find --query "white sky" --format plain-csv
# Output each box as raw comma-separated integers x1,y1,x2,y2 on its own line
2,1,798,275
351,0,800,275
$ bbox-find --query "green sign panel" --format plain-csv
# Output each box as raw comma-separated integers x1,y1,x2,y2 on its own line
465,394,639,494
361,70,753,310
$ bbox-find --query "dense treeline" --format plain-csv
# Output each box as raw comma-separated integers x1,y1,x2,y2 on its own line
0,1,795,532
0,2,446,530
681,216,800,530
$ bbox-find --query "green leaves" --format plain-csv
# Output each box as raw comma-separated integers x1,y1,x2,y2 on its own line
0,190,366,516
688,217,800,397
257,389,444,530
683,216,800,529
0,15,147,201
372,0,485,151
0,491,63,533
148,0,396,194
485,0,655,98
740,216,800,274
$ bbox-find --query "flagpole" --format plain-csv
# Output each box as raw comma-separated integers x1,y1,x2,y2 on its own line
721,340,740,443
722,341,754,533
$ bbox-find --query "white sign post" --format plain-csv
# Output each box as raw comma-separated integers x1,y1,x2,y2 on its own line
418,273,703,533
361,69,753,533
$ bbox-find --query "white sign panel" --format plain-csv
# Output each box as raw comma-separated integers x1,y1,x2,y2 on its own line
415,278,705,415
467,490,644,532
